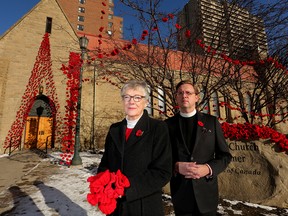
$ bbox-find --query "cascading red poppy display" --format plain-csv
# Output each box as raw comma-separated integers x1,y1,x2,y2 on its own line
3,33,60,151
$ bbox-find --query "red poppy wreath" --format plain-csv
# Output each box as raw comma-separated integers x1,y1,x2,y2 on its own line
87,169,130,214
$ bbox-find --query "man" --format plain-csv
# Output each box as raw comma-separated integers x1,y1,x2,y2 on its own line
165,80,232,216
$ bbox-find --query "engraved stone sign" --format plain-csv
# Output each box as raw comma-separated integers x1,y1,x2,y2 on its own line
218,140,288,208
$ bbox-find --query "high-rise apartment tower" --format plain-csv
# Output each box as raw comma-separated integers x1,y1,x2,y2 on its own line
57,0,123,39
177,0,268,60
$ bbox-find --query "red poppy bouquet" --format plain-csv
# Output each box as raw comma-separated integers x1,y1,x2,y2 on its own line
87,169,130,214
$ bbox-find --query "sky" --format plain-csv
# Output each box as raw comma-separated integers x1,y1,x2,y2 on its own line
0,0,41,36
0,0,277,38
0,0,188,37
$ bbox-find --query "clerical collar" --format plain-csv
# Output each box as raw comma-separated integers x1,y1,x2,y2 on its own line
180,109,196,118
126,113,143,128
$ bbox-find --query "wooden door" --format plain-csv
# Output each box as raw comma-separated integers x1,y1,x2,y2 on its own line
24,117,53,149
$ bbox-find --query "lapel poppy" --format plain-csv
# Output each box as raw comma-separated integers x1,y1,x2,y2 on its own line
136,130,144,137
198,121,204,127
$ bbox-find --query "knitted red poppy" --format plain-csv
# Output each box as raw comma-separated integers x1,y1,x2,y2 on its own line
136,130,144,136
198,121,204,127
87,170,130,214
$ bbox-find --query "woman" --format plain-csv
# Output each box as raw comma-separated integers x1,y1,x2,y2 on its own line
98,80,172,216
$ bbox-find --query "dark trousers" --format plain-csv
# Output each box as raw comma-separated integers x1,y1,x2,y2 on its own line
173,180,217,216
176,213,216,216
174,193,217,216
175,210,216,216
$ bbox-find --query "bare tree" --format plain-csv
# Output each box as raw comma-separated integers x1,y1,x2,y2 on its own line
88,0,288,130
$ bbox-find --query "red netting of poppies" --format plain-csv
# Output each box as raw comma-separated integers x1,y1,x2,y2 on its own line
3,33,60,151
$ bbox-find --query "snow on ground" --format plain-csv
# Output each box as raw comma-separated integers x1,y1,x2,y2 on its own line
1,151,288,216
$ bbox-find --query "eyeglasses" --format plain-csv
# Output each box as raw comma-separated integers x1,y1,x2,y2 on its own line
176,91,196,96
122,95,146,102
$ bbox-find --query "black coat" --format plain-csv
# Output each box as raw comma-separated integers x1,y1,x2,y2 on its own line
98,110,172,216
165,112,232,214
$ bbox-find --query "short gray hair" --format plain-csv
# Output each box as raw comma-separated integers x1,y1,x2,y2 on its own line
121,80,150,99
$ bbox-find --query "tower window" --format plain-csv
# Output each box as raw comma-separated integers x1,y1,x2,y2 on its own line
78,15,85,22
77,24,84,31
45,17,52,33
78,7,85,13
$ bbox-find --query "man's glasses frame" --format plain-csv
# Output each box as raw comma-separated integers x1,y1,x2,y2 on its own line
176,91,196,96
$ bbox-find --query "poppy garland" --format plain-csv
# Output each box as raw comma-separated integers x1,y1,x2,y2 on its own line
87,169,130,214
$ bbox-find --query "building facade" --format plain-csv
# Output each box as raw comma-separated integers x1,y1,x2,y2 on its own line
177,0,268,61
0,0,287,155
0,0,123,154
57,0,123,39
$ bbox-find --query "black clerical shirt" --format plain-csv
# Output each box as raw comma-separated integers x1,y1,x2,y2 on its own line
179,115,198,153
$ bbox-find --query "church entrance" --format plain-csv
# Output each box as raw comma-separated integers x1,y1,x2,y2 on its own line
24,94,55,150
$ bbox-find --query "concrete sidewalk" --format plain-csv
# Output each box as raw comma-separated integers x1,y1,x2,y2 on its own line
0,150,60,214
0,150,43,191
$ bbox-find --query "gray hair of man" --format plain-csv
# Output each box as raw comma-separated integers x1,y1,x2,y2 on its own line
121,80,150,100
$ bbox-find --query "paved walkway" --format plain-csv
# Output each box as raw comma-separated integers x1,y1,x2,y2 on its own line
0,150,60,214
0,150,42,190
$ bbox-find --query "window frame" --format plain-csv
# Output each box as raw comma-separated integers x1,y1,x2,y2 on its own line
77,24,84,31
78,15,85,22
78,7,85,13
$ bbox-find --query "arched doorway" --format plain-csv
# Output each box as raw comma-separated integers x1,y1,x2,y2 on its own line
24,94,55,150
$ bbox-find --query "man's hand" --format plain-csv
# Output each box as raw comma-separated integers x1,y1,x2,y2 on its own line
175,162,210,179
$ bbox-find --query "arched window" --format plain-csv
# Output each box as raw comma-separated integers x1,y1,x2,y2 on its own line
224,96,232,123
211,91,220,118
198,91,209,114
145,86,152,115
157,86,166,115
245,92,252,118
